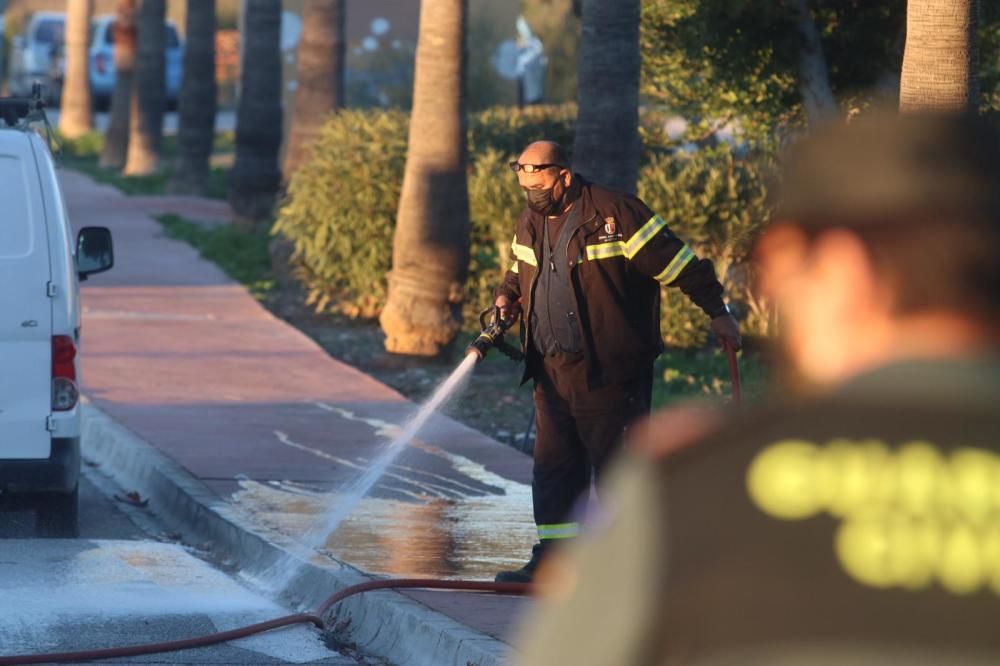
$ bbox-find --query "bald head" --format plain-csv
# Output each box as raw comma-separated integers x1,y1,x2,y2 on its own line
519,141,569,168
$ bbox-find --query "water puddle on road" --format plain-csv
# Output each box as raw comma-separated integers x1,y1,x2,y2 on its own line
228,404,536,580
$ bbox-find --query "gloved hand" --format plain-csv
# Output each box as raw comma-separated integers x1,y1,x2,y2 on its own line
495,294,522,323
711,314,742,352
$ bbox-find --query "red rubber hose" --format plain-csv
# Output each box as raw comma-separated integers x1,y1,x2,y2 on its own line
0,578,531,665
317,578,530,614
0,613,325,665
726,345,742,405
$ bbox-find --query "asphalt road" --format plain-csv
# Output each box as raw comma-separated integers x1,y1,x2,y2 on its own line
0,467,374,665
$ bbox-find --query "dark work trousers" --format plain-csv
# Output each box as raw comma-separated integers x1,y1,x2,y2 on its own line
532,352,653,544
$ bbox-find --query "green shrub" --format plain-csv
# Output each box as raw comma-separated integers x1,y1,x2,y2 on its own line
273,109,408,317
639,145,774,347
58,130,104,158
275,106,575,321
468,104,576,157
466,147,526,321
276,105,773,347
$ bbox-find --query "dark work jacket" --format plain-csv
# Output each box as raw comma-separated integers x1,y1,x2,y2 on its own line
517,359,1000,665
495,175,726,388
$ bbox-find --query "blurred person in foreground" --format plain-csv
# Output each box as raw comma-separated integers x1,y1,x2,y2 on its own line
514,110,1000,665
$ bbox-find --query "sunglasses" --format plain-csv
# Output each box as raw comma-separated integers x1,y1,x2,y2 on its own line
508,161,566,173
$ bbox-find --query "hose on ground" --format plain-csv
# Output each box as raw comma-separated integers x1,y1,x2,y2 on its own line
726,345,742,406
0,578,531,665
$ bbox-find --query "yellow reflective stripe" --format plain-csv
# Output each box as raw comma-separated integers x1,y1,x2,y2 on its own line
511,239,538,267
537,522,580,540
624,214,667,258
655,245,695,284
510,261,519,274
586,241,626,261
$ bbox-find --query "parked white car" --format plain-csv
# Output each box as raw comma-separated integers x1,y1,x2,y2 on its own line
0,92,113,536
6,12,65,104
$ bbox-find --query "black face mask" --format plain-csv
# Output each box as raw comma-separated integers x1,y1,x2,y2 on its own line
524,186,562,216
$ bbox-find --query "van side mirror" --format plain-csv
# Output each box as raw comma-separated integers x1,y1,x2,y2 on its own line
77,226,114,280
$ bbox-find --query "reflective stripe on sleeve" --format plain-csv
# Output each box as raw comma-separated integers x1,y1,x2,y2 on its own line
538,522,581,540
586,241,627,261
624,214,668,258
654,244,695,285
586,214,667,262
511,238,538,267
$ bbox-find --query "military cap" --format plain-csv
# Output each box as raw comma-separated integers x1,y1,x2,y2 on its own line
775,110,1000,226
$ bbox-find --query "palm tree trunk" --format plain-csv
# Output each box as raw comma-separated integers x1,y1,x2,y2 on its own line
900,0,980,112
379,0,470,356
283,0,345,178
229,0,282,222
795,0,837,124
99,0,136,169
169,0,217,194
59,0,95,138
124,0,166,175
572,0,640,195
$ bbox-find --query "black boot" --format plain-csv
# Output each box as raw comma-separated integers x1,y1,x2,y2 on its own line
495,543,548,583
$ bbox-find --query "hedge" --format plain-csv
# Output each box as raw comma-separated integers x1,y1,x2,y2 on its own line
274,105,773,348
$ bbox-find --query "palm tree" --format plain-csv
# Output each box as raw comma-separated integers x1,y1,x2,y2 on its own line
283,0,345,178
379,0,470,356
900,0,980,112
59,0,95,138
571,0,640,194
99,0,136,169
795,0,836,124
229,0,282,222
124,0,166,175
169,0,217,194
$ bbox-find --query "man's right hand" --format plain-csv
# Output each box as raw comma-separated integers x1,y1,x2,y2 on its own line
496,294,521,322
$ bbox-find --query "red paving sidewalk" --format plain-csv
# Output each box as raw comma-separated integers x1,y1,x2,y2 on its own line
63,170,536,643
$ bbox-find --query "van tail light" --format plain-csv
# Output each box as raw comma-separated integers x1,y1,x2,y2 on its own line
52,335,79,411
95,53,108,74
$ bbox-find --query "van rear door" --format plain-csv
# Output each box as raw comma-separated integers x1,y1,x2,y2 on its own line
0,134,52,459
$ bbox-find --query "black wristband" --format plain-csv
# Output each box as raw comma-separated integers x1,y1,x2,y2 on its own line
708,303,731,319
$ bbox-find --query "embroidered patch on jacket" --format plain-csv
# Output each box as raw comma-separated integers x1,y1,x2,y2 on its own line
598,216,623,242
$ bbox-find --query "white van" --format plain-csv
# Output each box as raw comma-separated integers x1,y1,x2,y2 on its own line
6,12,65,103
0,92,113,536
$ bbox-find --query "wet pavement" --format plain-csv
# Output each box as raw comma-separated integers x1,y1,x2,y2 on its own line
0,471,143,540
0,539,355,664
64,169,536,643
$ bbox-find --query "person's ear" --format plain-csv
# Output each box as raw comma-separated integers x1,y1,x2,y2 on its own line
561,169,572,188
754,224,809,301
812,229,886,319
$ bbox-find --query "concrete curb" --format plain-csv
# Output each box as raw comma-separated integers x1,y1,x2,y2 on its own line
81,402,512,666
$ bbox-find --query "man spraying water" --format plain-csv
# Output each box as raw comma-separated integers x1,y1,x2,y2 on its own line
483,140,741,583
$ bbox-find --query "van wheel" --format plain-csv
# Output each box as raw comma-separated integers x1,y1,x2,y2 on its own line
35,485,80,538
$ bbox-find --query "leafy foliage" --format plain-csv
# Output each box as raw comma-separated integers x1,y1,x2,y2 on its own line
639,145,775,346
652,348,769,407
468,104,576,156
273,109,408,317
640,0,801,139
982,2,1000,114
638,0,1000,136
275,106,772,347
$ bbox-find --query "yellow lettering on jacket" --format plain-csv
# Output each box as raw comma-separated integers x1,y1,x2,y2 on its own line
747,439,1000,596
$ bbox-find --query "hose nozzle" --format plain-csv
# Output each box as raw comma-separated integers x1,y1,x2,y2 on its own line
466,306,523,362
